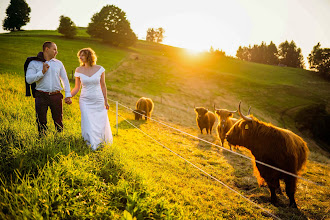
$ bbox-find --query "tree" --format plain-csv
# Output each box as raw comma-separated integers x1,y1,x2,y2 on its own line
210,47,226,57
278,40,304,68
308,43,330,80
3,0,31,31
146,28,156,42
146,27,165,43
57,16,77,38
266,41,279,65
236,46,250,61
87,5,137,47
155,27,165,43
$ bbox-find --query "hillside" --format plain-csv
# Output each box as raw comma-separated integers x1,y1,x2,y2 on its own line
0,30,329,219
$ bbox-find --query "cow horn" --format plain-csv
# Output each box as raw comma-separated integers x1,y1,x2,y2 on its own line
247,106,251,115
238,101,252,121
229,110,237,113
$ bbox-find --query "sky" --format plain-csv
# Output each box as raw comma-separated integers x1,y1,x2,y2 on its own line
1,0,329,67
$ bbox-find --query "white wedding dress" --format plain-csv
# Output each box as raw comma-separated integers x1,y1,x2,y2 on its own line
75,66,113,150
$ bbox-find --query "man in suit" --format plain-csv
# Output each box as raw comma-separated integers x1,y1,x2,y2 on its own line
26,41,72,136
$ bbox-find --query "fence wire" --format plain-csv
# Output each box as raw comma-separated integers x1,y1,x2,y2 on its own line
108,108,281,220
107,98,322,187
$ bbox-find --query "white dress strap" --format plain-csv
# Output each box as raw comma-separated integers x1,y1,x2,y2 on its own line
98,66,105,74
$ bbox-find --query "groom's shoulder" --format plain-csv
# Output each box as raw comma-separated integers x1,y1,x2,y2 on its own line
52,58,61,63
52,58,64,65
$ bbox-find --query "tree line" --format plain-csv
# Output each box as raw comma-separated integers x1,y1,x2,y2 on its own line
235,40,329,80
236,41,304,68
3,0,166,48
3,0,140,48
2,0,329,78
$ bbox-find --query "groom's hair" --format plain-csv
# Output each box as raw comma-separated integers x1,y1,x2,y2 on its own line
43,41,55,51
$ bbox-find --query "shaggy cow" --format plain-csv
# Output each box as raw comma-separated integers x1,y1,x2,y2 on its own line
226,102,309,208
133,97,154,120
215,106,238,150
194,107,216,134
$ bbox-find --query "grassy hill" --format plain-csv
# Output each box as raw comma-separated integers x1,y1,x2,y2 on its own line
0,30,329,219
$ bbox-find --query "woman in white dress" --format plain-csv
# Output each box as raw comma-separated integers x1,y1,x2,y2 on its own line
71,48,113,150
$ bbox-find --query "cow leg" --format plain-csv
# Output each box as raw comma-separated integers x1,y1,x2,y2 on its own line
284,177,298,208
268,184,278,206
228,143,232,151
275,179,283,195
200,128,203,134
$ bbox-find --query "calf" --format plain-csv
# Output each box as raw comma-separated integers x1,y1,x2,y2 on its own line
194,107,216,134
133,97,154,120
215,107,238,150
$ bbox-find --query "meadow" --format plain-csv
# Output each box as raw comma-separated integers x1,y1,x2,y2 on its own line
0,30,329,219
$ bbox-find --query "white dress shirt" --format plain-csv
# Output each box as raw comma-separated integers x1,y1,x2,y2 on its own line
26,59,72,97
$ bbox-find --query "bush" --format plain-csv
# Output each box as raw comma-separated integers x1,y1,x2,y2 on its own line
295,103,330,151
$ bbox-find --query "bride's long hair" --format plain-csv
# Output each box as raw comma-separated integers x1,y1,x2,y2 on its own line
77,48,97,66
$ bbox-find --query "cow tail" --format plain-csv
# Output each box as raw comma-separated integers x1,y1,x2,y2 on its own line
297,141,309,176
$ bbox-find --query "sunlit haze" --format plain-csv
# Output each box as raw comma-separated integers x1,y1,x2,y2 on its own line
1,0,329,67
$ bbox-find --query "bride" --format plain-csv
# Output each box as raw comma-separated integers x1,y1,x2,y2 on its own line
71,48,113,150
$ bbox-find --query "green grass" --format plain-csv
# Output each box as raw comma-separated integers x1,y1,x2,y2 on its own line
0,29,127,75
0,30,330,219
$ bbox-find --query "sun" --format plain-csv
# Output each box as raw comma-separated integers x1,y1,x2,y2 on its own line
185,48,205,56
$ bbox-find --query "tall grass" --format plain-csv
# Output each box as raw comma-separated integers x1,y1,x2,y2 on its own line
0,73,176,219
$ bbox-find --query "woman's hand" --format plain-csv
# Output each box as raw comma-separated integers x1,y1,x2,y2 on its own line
105,102,110,110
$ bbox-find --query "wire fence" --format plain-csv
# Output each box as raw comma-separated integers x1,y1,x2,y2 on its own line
107,107,281,220
107,98,323,187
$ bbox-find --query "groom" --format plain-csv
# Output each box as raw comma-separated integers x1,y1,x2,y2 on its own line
26,41,72,136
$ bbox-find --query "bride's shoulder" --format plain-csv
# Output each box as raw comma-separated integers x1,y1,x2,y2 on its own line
96,65,105,71
75,66,84,73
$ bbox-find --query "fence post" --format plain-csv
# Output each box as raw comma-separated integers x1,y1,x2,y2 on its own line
116,101,118,135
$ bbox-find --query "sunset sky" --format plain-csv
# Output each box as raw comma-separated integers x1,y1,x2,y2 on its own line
1,0,329,66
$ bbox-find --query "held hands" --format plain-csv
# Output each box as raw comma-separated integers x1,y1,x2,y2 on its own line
64,97,72,105
42,63,50,74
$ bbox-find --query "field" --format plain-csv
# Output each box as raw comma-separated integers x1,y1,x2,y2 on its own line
0,30,329,219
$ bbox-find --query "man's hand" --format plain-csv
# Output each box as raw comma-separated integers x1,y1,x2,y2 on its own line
42,63,50,74
64,97,72,104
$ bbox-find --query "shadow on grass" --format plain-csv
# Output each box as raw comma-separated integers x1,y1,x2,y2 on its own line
117,118,147,130
0,131,90,181
196,133,217,151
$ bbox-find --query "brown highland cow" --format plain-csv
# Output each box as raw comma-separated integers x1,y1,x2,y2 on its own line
215,106,238,150
194,107,216,134
133,97,154,120
226,102,309,208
